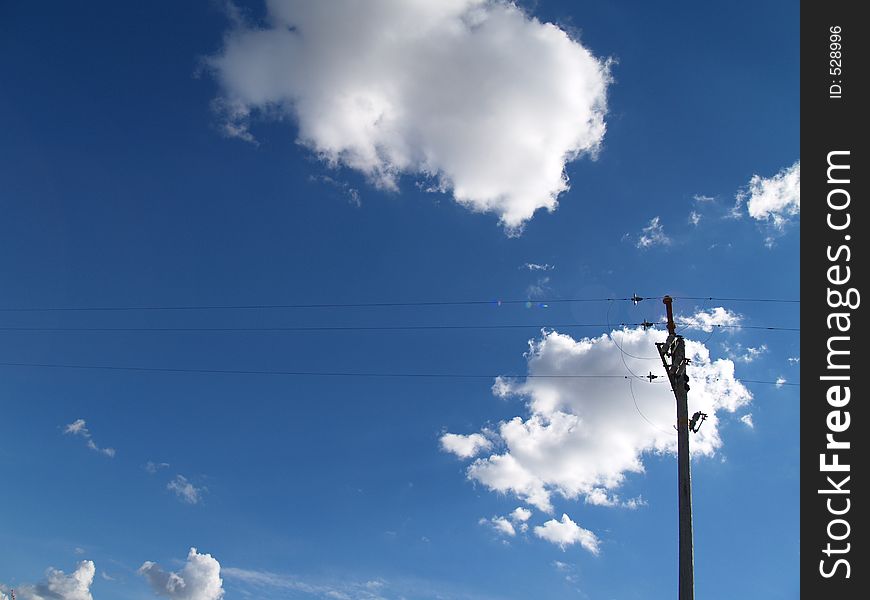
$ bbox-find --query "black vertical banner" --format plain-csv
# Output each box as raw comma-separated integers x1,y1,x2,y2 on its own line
802,1,866,596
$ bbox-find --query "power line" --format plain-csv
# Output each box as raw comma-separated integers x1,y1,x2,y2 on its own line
741,379,800,387
0,361,643,380
0,297,632,312
674,296,799,304
0,322,799,333
0,295,800,313
0,361,799,386
0,323,635,333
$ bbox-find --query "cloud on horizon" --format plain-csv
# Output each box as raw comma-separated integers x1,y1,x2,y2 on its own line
3,560,95,600
139,548,224,600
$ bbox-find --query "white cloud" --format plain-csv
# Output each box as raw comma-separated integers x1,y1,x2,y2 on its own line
526,276,551,299
678,307,742,333
480,516,516,537
635,216,672,249
63,419,115,458
742,161,800,227
622,496,647,510
584,487,645,509
511,507,532,522
167,475,207,505
552,560,570,571
740,414,754,429
6,561,95,600
481,507,537,537
534,514,600,554
688,210,701,226
723,343,768,364
523,263,555,272
775,376,787,388
208,0,612,232
146,461,171,474
742,345,768,363
440,432,492,459
788,356,800,365
584,488,618,507
446,327,751,514
139,548,224,600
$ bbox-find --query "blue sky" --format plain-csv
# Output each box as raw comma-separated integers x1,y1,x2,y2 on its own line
1,1,799,599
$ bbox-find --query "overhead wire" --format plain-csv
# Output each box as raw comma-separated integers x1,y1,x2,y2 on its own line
0,323,800,333
0,361,799,386
629,379,676,436
0,361,650,380
673,296,800,304
0,295,800,313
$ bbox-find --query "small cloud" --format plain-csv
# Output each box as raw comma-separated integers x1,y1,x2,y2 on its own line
522,263,555,272
693,194,716,203
63,419,115,458
722,343,769,364
622,496,647,510
584,488,618,507
552,560,571,572
312,175,362,207
688,210,702,226
74,547,86,555
509,507,532,532
480,516,516,537
167,475,206,505
526,276,551,299
534,514,600,554
636,217,672,249
511,507,532,523
678,307,743,333
439,432,492,459
775,376,787,388
788,356,800,365
145,461,170,475
740,414,755,429
743,161,801,227
100,571,116,582
585,488,646,509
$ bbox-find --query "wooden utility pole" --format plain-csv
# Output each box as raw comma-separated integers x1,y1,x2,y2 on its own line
656,295,700,600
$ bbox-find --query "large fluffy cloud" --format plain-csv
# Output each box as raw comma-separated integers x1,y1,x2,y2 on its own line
208,0,611,231
4,561,95,600
741,161,801,227
139,548,224,600
443,324,751,513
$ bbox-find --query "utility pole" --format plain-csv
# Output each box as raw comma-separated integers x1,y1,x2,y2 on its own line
656,295,704,600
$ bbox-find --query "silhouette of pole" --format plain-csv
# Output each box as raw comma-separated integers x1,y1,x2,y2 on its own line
656,295,694,600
